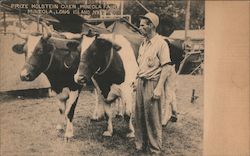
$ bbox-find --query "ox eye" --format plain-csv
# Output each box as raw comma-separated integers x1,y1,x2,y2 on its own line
36,48,43,55
92,52,97,56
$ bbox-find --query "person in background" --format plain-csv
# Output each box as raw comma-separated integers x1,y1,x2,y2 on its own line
161,65,178,126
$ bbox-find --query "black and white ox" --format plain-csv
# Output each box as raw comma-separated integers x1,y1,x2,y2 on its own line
74,34,138,137
13,32,82,140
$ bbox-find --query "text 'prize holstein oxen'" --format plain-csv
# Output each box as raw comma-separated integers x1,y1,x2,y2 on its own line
13,30,82,141
74,34,138,137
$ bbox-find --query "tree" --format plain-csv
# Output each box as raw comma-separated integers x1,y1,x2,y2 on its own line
124,0,204,36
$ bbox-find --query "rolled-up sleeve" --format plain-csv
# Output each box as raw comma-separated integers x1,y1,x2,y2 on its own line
158,42,171,66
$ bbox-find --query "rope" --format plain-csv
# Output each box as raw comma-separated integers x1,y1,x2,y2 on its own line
96,47,114,76
95,34,115,76
43,45,55,73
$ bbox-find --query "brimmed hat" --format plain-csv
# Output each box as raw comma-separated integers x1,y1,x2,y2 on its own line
140,12,159,28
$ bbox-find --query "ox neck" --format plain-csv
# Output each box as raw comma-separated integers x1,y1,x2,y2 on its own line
43,47,55,73
95,47,114,76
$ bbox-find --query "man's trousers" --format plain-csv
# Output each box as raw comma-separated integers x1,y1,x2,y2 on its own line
134,78,162,154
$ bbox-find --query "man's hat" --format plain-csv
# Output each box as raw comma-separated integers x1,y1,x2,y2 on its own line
140,12,159,28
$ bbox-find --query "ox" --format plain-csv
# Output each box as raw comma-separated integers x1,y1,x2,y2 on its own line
13,31,82,140
75,34,138,137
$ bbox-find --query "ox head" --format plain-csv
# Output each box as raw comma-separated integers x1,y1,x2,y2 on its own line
74,35,121,85
14,32,53,81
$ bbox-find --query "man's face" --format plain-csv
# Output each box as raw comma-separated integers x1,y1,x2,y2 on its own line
139,19,151,37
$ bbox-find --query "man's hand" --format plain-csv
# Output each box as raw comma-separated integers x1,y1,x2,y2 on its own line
131,80,138,91
153,87,161,100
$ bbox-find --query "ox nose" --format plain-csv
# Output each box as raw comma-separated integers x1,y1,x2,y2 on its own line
74,74,87,86
20,69,31,81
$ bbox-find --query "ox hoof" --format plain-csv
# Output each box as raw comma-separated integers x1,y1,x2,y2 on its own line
170,115,178,123
162,121,170,127
64,132,73,138
56,124,64,131
64,136,73,143
56,124,63,133
90,116,105,122
64,133,74,142
103,131,112,137
115,114,123,119
65,133,73,137
126,132,135,138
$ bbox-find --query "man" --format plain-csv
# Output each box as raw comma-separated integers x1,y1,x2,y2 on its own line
133,12,173,155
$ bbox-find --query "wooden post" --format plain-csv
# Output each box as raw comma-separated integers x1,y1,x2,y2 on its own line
36,0,40,32
3,10,6,35
19,8,21,32
178,0,191,75
191,89,199,104
185,0,191,40
191,89,195,103
120,1,124,16
136,0,150,13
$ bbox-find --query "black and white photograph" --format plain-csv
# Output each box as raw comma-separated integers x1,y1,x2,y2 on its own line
1,0,246,156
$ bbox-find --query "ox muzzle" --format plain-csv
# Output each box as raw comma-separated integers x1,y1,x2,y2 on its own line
20,64,36,81
74,73,88,86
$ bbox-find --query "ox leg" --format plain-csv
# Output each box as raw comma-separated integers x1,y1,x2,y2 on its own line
128,116,135,138
162,95,172,126
91,89,105,122
56,99,66,131
103,103,113,137
56,88,69,131
168,69,178,123
115,97,124,118
162,83,171,126
162,83,178,126
170,88,178,122
125,113,135,138
64,90,79,140
106,84,123,119
123,92,135,138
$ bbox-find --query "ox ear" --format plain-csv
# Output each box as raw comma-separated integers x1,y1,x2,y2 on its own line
12,43,25,54
66,41,80,51
112,42,121,52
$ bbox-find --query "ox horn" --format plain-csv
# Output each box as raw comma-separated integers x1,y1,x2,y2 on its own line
41,21,52,40
42,32,52,40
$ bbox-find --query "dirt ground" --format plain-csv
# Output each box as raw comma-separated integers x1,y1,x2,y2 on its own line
0,75,203,156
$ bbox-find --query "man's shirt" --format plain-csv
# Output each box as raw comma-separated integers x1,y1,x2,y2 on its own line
137,34,171,80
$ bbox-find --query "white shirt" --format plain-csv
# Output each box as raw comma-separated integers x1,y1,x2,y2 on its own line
137,34,171,80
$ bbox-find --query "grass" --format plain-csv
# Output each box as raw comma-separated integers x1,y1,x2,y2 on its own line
0,75,203,156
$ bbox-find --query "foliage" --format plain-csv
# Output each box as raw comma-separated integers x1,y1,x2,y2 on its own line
1,0,204,35
124,0,204,36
